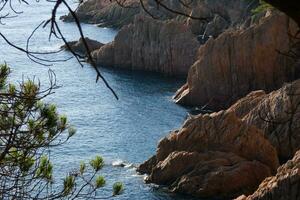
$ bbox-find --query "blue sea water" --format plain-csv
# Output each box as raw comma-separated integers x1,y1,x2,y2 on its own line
0,1,194,199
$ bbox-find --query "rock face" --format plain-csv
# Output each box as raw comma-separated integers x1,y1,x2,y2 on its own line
139,79,300,199
61,37,104,55
60,0,140,28
230,80,300,162
61,0,255,35
185,0,256,35
92,15,199,76
61,0,257,75
138,110,279,199
60,0,111,23
236,150,300,200
174,12,299,109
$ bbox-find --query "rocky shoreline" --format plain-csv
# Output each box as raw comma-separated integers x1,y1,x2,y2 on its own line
138,79,300,199
61,0,300,199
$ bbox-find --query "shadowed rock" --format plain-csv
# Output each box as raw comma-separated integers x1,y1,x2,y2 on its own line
236,150,300,200
229,80,300,162
92,15,199,76
61,37,104,55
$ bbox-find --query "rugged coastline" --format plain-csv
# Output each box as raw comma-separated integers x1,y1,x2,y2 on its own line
174,11,300,109
138,79,300,199
61,0,300,199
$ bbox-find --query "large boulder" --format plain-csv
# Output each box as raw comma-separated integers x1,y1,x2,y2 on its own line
92,15,199,76
138,110,279,199
236,149,300,200
174,12,299,109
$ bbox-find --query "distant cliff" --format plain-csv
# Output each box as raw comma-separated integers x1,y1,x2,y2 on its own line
91,15,199,76
60,0,140,28
63,0,258,76
61,0,255,32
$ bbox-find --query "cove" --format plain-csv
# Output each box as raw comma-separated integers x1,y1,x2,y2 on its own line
0,1,195,200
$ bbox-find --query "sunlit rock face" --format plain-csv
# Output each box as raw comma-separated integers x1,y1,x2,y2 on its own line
138,110,279,199
92,15,199,76
236,149,300,200
174,11,300,109
60,0,140,28
229,80,300,162
139,79,300,199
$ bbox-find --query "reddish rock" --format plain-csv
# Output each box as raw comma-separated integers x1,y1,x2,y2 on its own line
175,12,299,109
227,80,300,161
227,90,267,119
92,15,199,76
138,79,300,198
150,151,272,199
236,150,300,200
60,0,140,28
138,110,279,199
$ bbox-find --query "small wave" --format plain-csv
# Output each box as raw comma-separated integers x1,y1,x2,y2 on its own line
112,159,124,166
131,173,146,178
111,159,136,168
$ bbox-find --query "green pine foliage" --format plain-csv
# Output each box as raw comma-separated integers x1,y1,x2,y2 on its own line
0,64,123,199
113,182,124,196
252,0,273,15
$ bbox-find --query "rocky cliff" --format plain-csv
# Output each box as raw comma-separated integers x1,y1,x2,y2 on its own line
236,149,300,200
62,0,259,76
91,15,199,76
59,1,300,199
61,0,255,32
229,80,300,162
184,0,256,35
138,79,300,199
138,110,279,199
60,0,140,28
174,11,300,109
